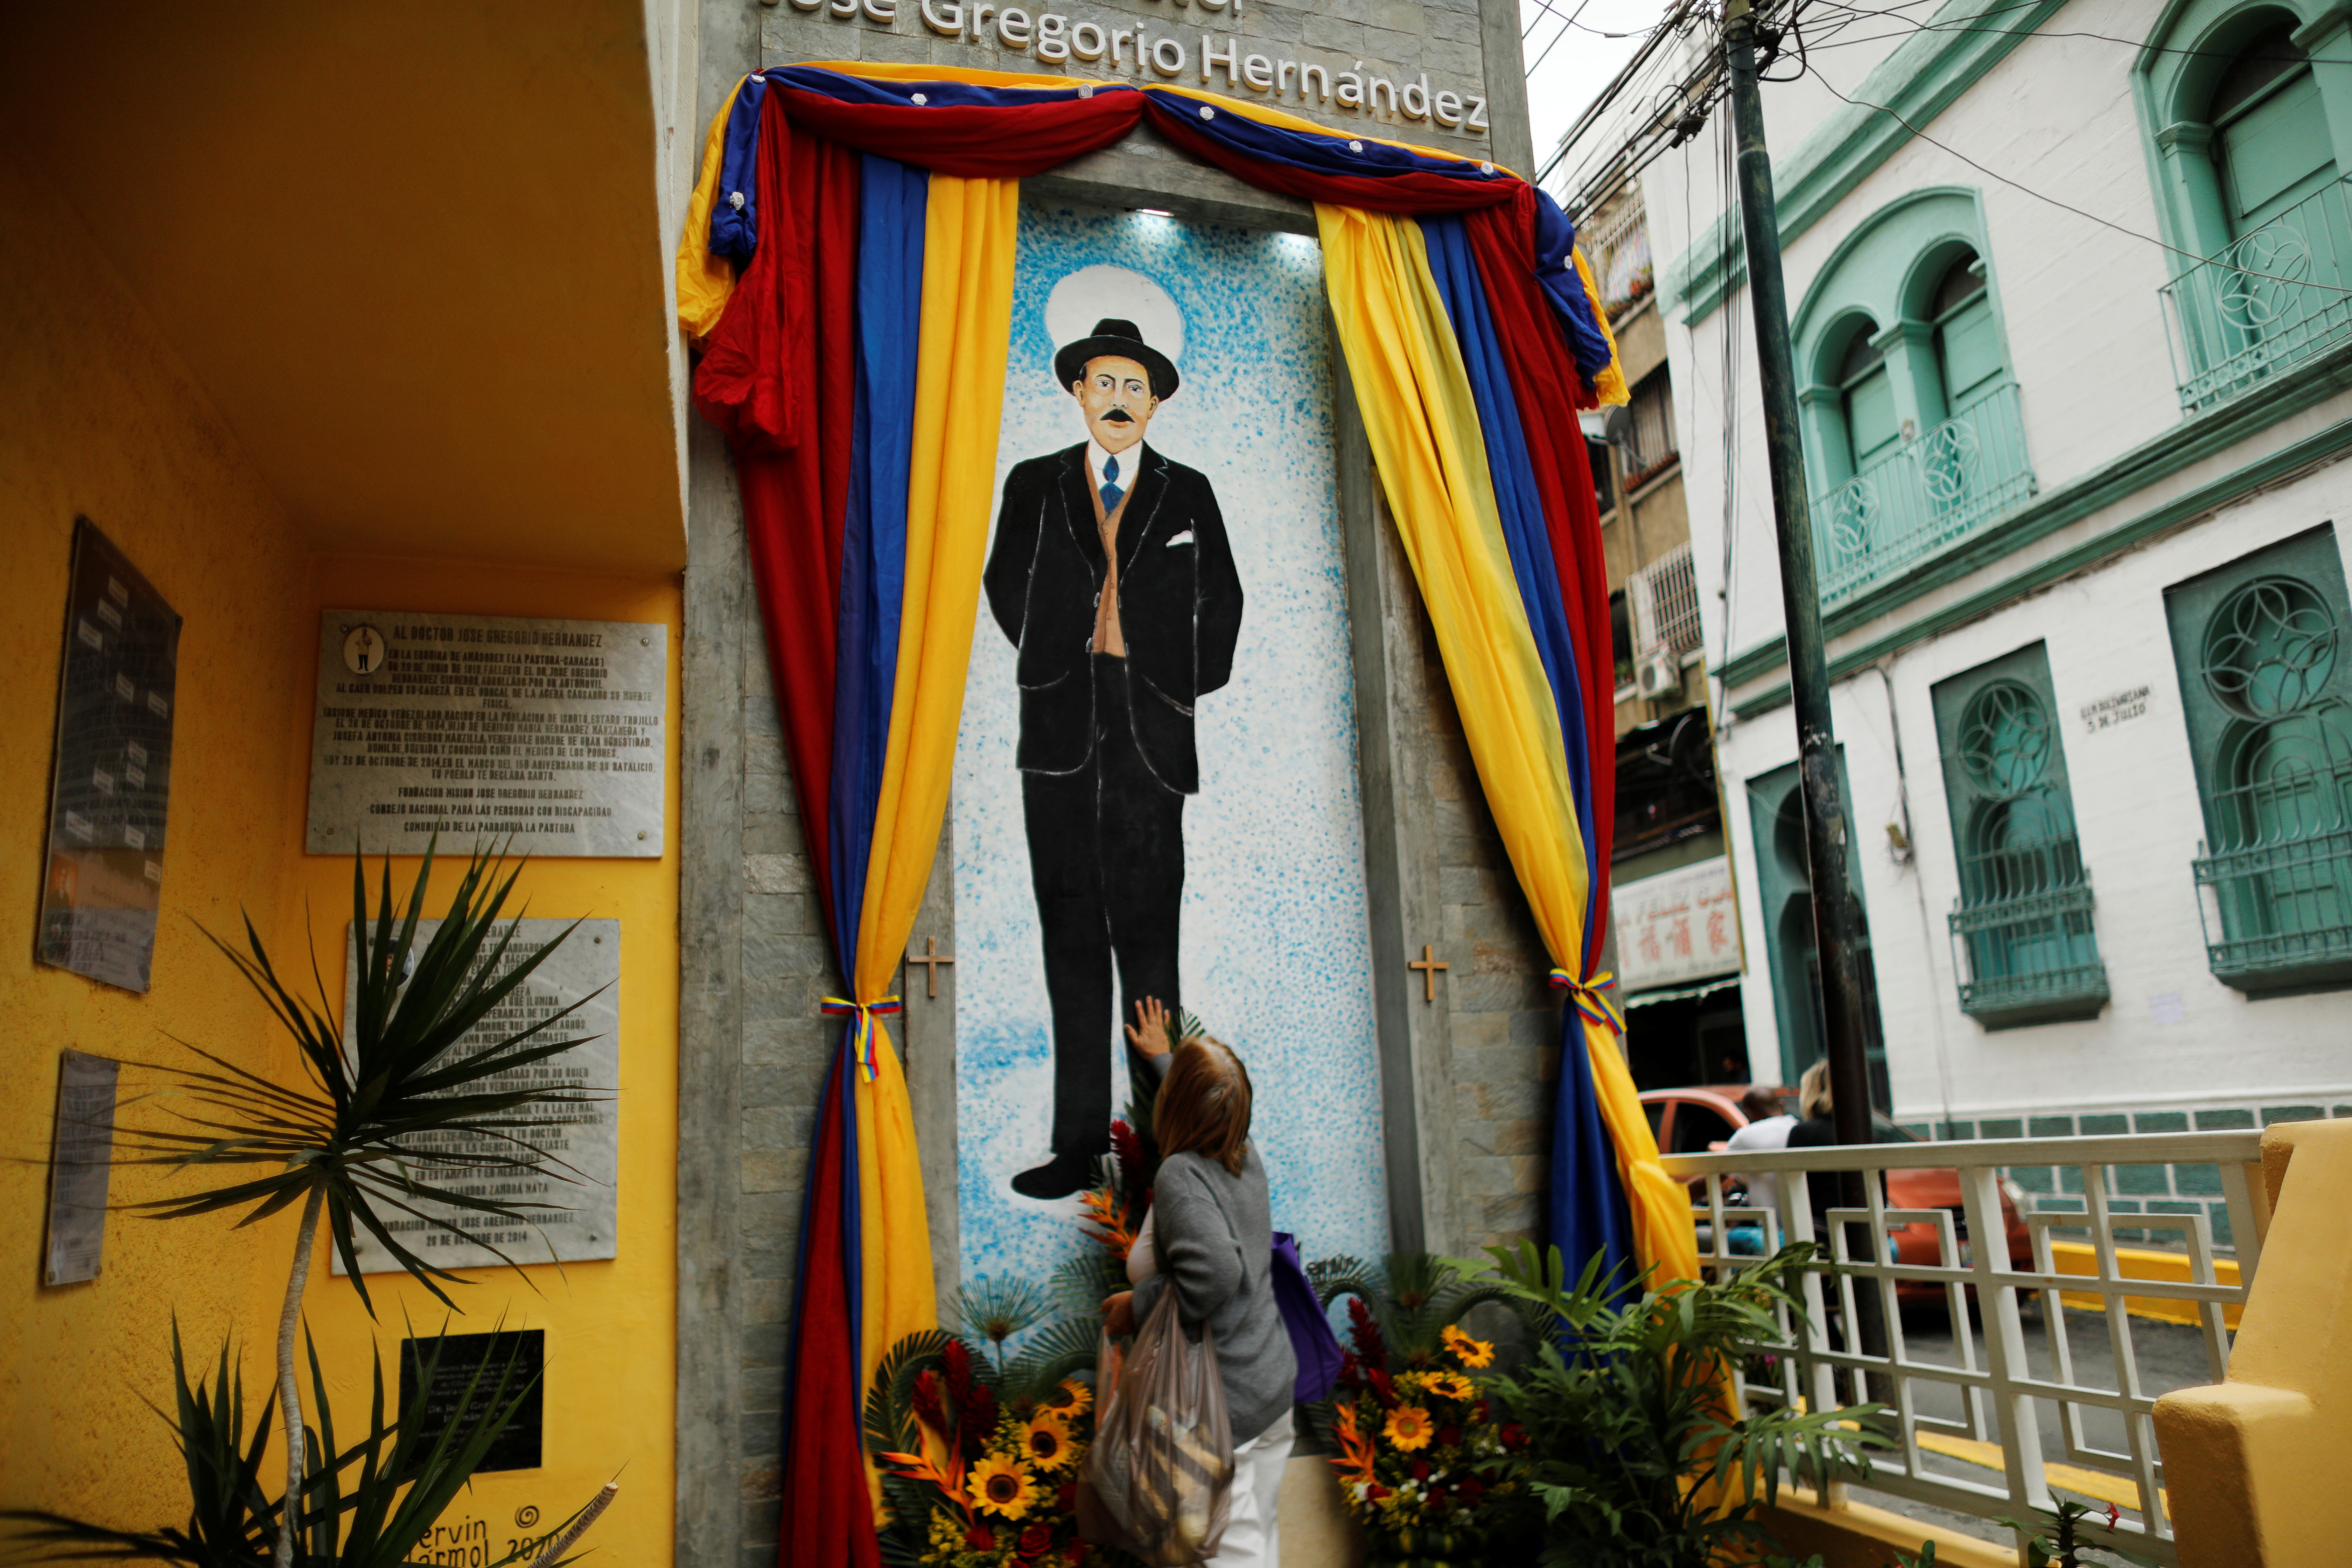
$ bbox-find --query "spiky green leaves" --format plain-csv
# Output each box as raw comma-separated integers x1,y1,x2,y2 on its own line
117,842,610,1313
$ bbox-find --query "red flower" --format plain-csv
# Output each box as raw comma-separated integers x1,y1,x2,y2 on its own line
1409,1459,1430,1482
912,1369,945,1434
1057,1483,1077,1512
1336,1351,1362,1391
1110,1119,1144,1188
962,1382,998,1460
1500,1422,1527,1451
965,1525,995,1551
1366,1368,1399,1410
1347,1297,1388,1367
1063,1546,1087,1567
1365,1484,1391,1502
1017,1524,1055,1558
1472,1400,1488,1422
1457,1478,1486,1506
1436,1426,1461,1449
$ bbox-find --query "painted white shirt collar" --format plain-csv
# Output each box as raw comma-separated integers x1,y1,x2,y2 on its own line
1087,438,1148,493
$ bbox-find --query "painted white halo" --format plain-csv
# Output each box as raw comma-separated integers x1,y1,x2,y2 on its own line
1044,264,1186,380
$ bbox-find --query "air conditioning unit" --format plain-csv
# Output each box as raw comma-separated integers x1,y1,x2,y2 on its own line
1634,646,1680,699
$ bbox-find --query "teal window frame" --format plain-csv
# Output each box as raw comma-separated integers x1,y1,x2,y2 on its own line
2164,524,2352,993
1743,754,1891,1105
1932,643,2111,1028
1789,189,2037,609
2134,0,2352,408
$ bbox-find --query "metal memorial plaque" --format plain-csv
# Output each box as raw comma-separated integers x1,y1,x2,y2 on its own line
306,611,665,858
38,521,181,992
399,1328,545,1473
43,1050,120,1286
332,919,620,1275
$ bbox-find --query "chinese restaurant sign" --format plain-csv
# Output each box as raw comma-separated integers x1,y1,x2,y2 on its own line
1612,855,1739,994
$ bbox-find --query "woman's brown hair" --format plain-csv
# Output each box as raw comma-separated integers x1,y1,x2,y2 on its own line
1152,1037,1253,1176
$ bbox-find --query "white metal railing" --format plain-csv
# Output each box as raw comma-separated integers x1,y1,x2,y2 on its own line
1660,1132,2268,1564
1629,543,1703,658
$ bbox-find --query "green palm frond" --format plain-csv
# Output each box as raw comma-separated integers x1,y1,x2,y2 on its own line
1001,1314,1103,1406
954,1274,1049,1349
1049,1249,1125,1317
112,842,610,1314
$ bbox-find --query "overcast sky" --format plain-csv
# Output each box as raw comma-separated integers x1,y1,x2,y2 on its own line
1517,0,1671,176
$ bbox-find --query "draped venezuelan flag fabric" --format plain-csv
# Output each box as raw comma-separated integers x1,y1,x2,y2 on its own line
680,62,1694,1568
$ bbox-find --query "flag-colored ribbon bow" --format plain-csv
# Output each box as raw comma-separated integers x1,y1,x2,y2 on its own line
820,994,903,1082
1549,968,1625,1035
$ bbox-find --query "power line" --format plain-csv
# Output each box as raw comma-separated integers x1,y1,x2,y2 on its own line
1787,0,2351,63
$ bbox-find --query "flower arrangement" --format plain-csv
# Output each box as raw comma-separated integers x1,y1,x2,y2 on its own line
1320,1304,1524,1562
867,1325,1131,1568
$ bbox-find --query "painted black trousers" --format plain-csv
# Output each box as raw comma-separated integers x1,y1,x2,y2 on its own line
1020,654,1186,1157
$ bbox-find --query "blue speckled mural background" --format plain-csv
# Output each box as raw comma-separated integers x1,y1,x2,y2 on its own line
953,200,1388,1290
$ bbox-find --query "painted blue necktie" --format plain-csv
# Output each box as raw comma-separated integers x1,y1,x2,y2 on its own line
1100,454,1124,514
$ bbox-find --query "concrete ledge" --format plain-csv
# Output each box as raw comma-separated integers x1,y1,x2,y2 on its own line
1276,1455,1365,1568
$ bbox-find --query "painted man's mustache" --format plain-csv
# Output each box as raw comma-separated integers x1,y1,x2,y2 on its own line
1103,408,1136,422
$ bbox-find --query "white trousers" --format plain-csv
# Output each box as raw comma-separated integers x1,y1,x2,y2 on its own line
1212,1407,1293,1568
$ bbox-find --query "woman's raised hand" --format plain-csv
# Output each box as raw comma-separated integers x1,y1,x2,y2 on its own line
1125,996,1177,1058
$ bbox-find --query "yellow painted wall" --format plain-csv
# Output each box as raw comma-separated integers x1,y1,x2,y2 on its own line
3,138,682,1566
0,141,317,1516
287,556,681,1567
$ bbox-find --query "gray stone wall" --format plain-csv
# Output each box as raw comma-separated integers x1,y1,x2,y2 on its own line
755,0,1506,158
677,5,1566,1565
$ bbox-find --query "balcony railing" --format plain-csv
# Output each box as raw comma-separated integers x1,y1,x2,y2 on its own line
1811,380,2036,608
1587,194,1654,323
2194,824,2352,992
1949,837,2109,1027
1661,1131,2268,1565
2160,176,2352,411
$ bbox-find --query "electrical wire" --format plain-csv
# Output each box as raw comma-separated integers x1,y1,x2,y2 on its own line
1785,0,2347,63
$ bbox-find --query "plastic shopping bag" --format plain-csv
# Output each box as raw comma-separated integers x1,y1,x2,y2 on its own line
1271,1231,1345,1404
1076,1288,1234,1566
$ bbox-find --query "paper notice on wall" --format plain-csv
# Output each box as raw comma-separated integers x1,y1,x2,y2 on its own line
1614,855,1742,994
331,918,619,1275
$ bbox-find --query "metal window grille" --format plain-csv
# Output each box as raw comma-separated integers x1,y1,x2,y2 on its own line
1619,369,1678,489
1629,543,1702,657
1588,193,1655,322
2159,175,2352,411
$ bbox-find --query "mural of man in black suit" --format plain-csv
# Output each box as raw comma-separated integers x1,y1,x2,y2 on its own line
983,317,1245,1200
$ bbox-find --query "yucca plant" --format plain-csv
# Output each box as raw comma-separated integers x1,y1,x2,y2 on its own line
0,1321,586,1568
77,843,609,1568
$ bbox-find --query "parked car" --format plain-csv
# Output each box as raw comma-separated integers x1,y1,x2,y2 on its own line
1638,1085,2033,1298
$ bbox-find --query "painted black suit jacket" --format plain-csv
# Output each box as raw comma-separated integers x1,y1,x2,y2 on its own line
983,441,1245,794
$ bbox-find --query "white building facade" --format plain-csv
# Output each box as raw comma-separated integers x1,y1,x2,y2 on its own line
1582,0,2352,1243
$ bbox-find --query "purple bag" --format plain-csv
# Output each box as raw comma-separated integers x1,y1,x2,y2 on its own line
1270,1232,1344,1404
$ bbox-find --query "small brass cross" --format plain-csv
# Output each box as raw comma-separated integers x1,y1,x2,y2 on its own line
1408,944,1449,1003
907,935,956,999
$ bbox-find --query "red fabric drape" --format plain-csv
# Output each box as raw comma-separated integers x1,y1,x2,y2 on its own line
696,92,863,943
770,82,1141,177
778,1059,877,1568
1465,187,1617,966
692,93,880,1568
1141,102,1522,216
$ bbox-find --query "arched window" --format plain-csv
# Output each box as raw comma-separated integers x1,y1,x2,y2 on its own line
1791,190,2032,606
1837,323,1900,475
1934,648,2108,1027
2166,526,2352,992
2139,3,2352,407
1744,755,1889,1101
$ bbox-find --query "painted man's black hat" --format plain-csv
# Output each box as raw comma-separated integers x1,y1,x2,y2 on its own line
1054,317,1179,401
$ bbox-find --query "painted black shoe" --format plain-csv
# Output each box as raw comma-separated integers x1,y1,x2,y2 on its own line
1010,1152,1097,1201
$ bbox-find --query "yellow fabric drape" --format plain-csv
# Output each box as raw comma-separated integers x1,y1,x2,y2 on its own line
1314,203,1696,1284
1576,248,1631,408
676,82,744,344
850,173,1022,1434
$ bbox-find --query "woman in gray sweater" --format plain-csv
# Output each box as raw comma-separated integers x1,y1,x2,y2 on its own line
1103,1000,1296,1568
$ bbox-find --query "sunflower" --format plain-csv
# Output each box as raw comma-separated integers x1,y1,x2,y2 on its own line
1427,1371,1477,1402
1383,1404,1435,1452
967,1452,1039,1519
1441,1324,1495,1368
1040,1377,1092,1418
1023,1411,1077,1472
